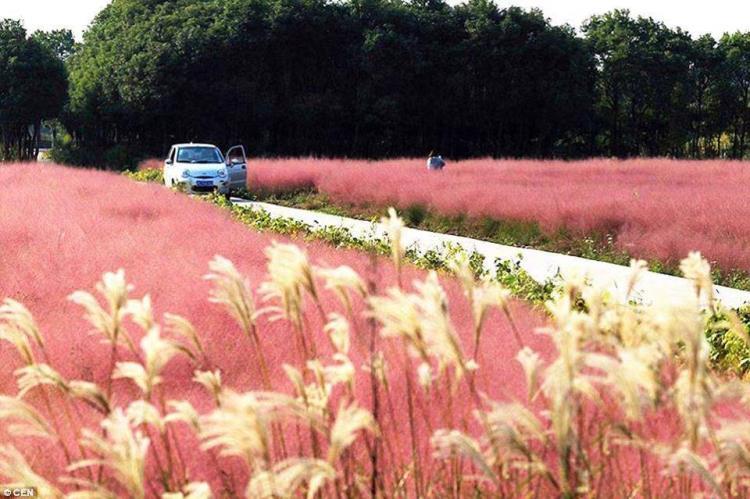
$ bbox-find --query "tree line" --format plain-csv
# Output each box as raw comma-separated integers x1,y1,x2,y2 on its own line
5,0,750,162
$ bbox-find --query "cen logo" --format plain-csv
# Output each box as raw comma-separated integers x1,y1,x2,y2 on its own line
2,489,37,497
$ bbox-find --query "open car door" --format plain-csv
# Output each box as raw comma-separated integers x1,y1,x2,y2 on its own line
225,145,247,190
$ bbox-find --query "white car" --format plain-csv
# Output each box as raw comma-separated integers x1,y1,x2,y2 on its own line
163,143,247,195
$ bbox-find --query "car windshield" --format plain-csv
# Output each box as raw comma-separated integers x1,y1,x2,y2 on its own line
177,146,223,164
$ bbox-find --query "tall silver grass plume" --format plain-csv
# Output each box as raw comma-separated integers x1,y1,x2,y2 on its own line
415,271,470,379
69,408,150,499
446,251,475,294
431,429,497,483
297,375,333,422
161,481,213,499
283,363,335,426
473,400,555,485
205,255,256,335
626,259,648,299
480,401,547,457
664,445,721,496
15,363,69,398
164,313,205,360
0,445,63,498
125,400,165,432
516,347,543,401
361,351,388,388
0,321,35,365
193,369,223,405
369,271,473,380
246,458,335,498
307,354,356,393
316,265,366,312
258,242,318,328
165,400,202,432
0,298,44,349
367,286,423,352
114,325,179,396
68,269,134,349
584,347,660,421
381,207,405,278
0,395,57,440
201,390,311,466
324,313,351,354
417,362,433,391
715,419,750,493
328,401,378,463
68,380,111,414
472,278,511,338
680,251,715,307
125,294,154,332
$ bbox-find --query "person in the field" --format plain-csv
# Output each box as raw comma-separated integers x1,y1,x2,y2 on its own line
427,152,446,171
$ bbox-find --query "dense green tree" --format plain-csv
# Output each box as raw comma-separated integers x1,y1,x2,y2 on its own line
456,1,595,156
584,10,694,157
0,20,68,160
717,33,750,158
64,0,596,159
685,35,725,157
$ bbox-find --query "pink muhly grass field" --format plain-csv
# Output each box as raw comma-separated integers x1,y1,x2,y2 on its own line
0,163,549,494
248,157,750,272
2,163,741,497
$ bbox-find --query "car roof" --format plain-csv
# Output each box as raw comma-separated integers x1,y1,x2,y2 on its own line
172,143,219,149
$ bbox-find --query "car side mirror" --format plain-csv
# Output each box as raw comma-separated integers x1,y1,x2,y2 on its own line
166,159,173,166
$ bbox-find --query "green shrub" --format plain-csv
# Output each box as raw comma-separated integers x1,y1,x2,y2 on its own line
707,307,750,375
124,168,164,184
48,142,99,167
49,142,147,170
404,204,428,225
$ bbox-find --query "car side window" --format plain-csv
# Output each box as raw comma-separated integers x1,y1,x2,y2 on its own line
226,146,246,165
169,148,176,163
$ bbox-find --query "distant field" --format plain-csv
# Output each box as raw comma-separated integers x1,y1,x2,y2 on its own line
248,158,750,275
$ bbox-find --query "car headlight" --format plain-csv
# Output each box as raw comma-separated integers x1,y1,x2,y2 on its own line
182,170,192,179
218,169,227,177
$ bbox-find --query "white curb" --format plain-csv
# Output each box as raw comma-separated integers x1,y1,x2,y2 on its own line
233,200,750,309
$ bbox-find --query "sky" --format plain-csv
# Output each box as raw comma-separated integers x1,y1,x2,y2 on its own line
500,1,750,38
1,0,749,40
0,0,111,38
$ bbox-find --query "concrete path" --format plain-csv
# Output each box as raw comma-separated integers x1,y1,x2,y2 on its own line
232,199,750,309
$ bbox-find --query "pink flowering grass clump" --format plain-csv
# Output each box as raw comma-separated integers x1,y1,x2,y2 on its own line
249,157,750,272
2,163,750,497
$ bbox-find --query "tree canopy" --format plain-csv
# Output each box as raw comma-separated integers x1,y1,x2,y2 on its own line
0,20,68,160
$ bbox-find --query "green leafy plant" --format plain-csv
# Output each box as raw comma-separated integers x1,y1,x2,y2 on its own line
124,168,164,184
